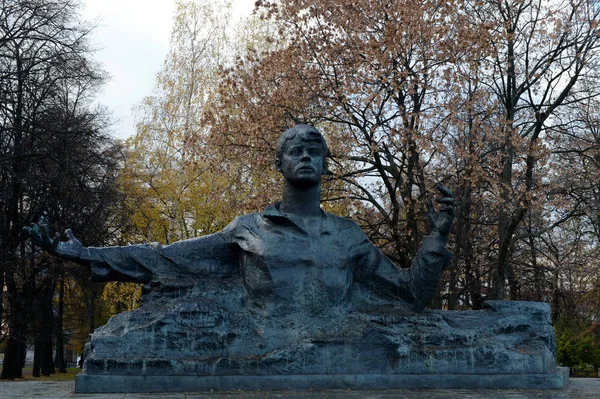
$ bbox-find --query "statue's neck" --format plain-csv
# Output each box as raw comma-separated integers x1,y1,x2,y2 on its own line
279,181,322,217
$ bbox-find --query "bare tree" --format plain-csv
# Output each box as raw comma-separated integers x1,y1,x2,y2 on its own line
466,0,600,299
0,0,118,379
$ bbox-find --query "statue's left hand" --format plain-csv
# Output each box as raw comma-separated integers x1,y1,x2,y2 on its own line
428,184,455,237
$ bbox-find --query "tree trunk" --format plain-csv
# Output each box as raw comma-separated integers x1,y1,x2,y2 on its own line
493,189,512,300
552,267,560,324
40,340,54,376
89,289,95,333
429,290,443,310
491,15,517,301
32,340,41,377
40,281,56,376
1,256,29,380
529,228,542,301
507,261,518,300
0,296,29,380
447,188,465,305
0,46,27,381
446,267,458,310
55,274,66,373
1,337,26,379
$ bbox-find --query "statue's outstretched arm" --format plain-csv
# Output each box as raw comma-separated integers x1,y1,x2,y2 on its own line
24,220,240,284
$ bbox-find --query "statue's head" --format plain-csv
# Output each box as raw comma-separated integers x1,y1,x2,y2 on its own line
275,124,328,187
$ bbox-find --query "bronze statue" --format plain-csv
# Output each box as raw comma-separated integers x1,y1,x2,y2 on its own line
26,124,453,314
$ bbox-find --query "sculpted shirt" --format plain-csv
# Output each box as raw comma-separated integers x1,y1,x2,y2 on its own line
84,204,451,313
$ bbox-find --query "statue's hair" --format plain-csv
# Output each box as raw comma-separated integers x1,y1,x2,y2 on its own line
275,124,328,172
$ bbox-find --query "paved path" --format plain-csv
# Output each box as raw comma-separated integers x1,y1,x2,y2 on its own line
0,379,598,399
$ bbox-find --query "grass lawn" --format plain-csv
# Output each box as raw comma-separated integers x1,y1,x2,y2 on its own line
0,367,80,381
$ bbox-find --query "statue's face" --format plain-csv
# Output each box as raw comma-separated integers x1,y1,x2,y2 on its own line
276,132,326,188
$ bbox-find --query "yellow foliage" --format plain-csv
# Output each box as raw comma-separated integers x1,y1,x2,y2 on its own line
102,282,143,315
118,0,250,248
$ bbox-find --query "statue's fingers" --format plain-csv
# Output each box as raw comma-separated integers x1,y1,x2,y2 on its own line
436,183,453,198
426,197,435,211
440,205,454,214
428,207,437,226
44,231,55,245
65,229,75,241
436,196,454,203
52,232,60,251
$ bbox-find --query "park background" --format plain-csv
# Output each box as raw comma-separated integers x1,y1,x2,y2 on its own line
0,0,599,381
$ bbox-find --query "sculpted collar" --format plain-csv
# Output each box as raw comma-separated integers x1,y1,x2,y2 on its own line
262,202,333,235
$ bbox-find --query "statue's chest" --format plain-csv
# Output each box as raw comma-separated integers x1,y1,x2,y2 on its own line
237,221,355,307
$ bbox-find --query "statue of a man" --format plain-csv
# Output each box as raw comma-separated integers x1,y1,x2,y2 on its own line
27,124,453,314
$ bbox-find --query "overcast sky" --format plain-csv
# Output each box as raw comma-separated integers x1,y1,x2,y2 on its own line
80,0,253,140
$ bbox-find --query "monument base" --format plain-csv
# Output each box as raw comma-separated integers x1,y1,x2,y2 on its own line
77,299,568,393
75,367,569,393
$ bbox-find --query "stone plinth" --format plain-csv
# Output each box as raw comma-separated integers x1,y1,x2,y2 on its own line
75,296,568,392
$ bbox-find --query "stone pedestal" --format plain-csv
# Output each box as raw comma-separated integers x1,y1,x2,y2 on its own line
75,298,568,392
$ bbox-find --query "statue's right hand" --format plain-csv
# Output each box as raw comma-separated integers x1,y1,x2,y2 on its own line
23,224,83,260
23,223,60,254
56,229,84,260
